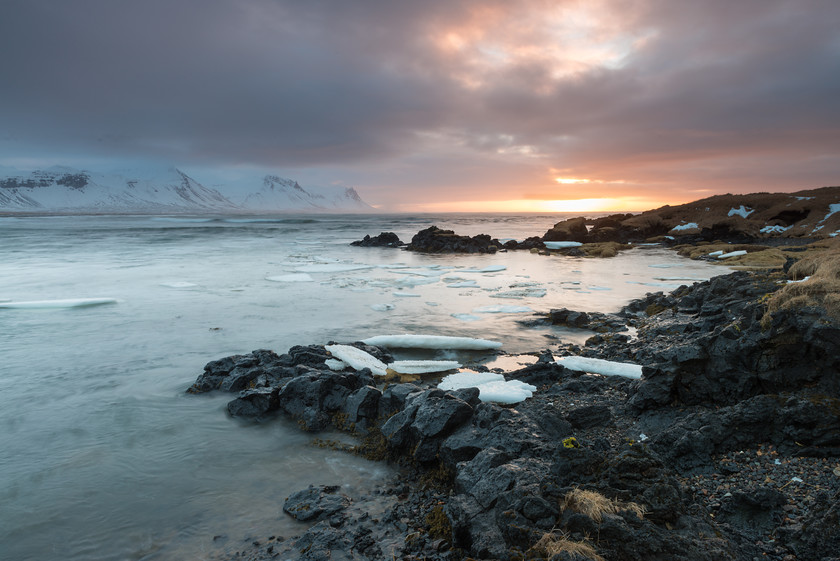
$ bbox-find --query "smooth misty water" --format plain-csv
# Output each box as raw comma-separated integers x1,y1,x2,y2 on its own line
0,214,728,561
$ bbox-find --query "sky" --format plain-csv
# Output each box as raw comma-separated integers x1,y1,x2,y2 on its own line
1,0,839,212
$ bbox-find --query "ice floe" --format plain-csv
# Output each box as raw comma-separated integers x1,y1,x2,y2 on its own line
394,277,439,288
556,356,642,379
446,281,478,288
387,360,461,374
294,263,374,273
544,241,583,249
728,206,754,218
325,344,388,376
670,222,699,231
451,313,483,322
0,298,118,309
392,292,421,297
160,281,198,288
717,250,747,259
490,288,547,299
370,303,395,312
473,305,534,314
392,269,442,277
266,273,315,282
460,265,507,273
362,334,502,350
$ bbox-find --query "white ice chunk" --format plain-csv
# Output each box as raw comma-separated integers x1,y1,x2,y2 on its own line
447,281,478,288
266,273,315,282
707,250,724,257
0,298,118,309
370,303,395,311
160,281,198,288
438,371,505,390
544,241,583,249
728,206,754,218
556,356,643,379
362,334,502,350
325,358,347,371
294,263,374,273
588,286,611,291
786,276,811,284
387,360,461,374
760,225,792,234
473,305,533,314
393,292,421,297
451,313,482,322
717,250,747,259
670,222,699,232
474,380,536,404
438,371,535,403
325,344,388,376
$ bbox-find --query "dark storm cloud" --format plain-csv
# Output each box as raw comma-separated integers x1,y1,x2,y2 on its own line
1,0,838,203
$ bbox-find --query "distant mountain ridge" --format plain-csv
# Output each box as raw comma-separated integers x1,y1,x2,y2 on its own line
0,166,373,213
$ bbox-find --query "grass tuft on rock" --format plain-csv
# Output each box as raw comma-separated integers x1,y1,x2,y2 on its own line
764,246,840,323
562,488,646,523
529,531,604,561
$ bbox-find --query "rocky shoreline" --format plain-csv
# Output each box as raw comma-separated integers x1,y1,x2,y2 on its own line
188,258,840,560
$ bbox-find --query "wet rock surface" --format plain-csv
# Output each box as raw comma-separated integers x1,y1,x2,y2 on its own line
190,270,840,561
350,231,404,247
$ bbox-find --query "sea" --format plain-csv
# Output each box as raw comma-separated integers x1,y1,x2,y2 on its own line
0,213,728,561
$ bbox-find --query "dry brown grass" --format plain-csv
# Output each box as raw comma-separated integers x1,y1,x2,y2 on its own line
530,532,604,561
764,246,840,322
562,488,646,522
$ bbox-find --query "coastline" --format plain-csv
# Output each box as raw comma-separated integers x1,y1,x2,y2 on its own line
188,214,840,560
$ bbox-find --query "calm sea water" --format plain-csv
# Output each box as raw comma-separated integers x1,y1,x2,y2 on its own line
0,214,727,561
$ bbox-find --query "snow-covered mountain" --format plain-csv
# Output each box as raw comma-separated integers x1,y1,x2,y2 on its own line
0,167,373,213
239,175,370,211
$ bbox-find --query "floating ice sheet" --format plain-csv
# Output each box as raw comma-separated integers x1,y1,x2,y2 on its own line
387,360,461,374
473,305,533,314
490,288,547,299
392,292,421,297
446,281,478,288
160,281,198,288
556,356,642,379
362,334,502,350
370,303,395,312
266,273,315,282
325,344,388,376
460,265,507,273
294,264,374,273
0,298,118,309
544,241,582,249
451,313,482,322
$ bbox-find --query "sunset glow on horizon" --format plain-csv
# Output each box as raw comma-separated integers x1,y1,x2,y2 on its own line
1,1,838,211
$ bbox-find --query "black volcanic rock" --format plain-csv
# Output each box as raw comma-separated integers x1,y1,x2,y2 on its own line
406,225,501,253
350,231,404,247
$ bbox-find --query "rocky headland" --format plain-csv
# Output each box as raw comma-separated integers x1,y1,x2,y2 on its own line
188,264,840,560
189,187,840,560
